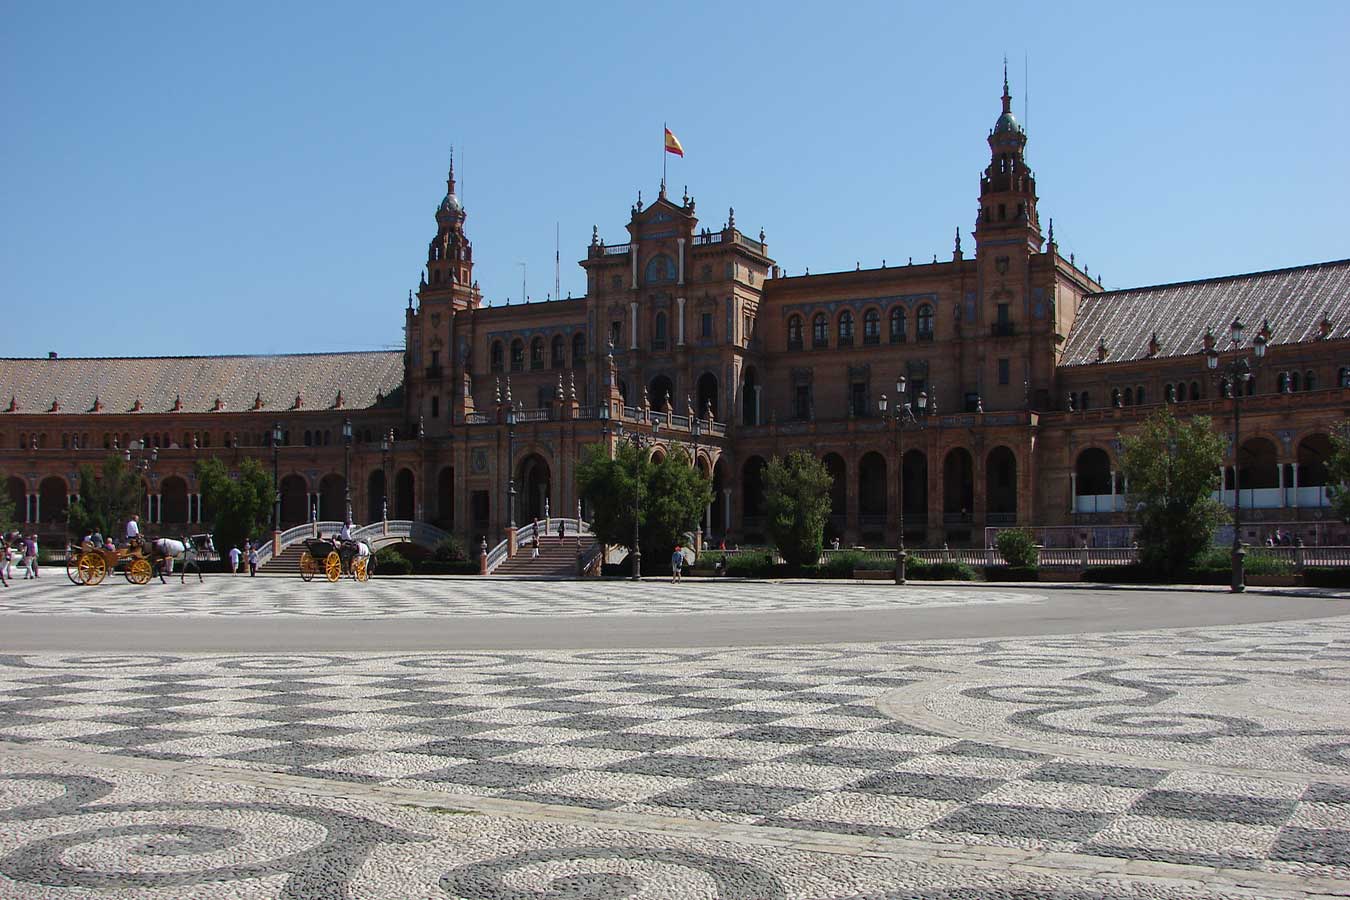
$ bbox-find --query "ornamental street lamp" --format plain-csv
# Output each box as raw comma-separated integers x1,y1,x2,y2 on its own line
271,422,283,532
380,430,392,521
505,404,518,530
125,443,159,524
1205,318,1267,593
878,375,927,584
628,431,646,580
342,418,353,523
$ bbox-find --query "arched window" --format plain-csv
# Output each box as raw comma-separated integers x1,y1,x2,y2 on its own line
1112,388,1122,407
653,312,668,350
1123,388,1133,406
890,307,907,343
862,309,880,345
571,332,586,366
1290,371,1301,392
1305,370,1316,391
643,254,676,284
916,304,934,341
303,430,313,447
510,339,524,372
1341,368,1350,388
1136,386,1145,405
1278,372,1289,393
530,337,544,369
551,334,565,368
787,315,803,350
1190,381,1201,401
838,310,854,347
1079,392,1091,411
812,313,828,348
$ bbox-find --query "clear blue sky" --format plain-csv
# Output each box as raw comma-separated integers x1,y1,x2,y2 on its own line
3,1,1346,358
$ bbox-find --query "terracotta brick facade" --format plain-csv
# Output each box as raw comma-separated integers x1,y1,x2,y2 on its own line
5,84,1349,550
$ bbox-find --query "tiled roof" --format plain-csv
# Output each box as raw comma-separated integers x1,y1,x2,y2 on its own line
1060,259,1350,367
0,351,404,415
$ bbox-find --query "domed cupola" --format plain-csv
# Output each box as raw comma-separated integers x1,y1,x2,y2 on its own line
435,151,464,222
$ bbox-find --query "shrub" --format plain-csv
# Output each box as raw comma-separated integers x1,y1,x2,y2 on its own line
984,566,1040,581
415,559,479,575
995,529,1039,569
432,537,469,563
918,561,977,581
374,547,413,576
725,551,775,577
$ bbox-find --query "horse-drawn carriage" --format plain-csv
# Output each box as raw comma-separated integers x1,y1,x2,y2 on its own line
299,537,374,582
66,534,214,585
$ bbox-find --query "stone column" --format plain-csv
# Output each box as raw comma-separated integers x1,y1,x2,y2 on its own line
630,244,638,289
677,238,685,285
1291,463,1300,509
1278,462,1286,508
722,488,732,534
676,297,686,346
30,493,37,523
1109,470,1117,513
705,502,712,538
1069,472,1078,514
753,385,763,425
629,302,639,350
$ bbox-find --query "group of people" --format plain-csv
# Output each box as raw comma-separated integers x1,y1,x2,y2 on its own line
1265,530,1305,548
226,541,260,575
1,531,40,584
528,517,572,558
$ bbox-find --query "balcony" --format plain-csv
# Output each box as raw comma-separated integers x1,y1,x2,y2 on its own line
991,322,1016,337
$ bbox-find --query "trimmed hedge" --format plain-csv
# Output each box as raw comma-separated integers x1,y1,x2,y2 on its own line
1304,567,1350,588
984,566,1040,582
415,560,480,575
374,547,413,576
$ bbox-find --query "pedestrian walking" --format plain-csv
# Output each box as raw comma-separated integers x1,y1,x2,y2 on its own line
125,514,140,544
247,543,258,576
557,519,565,541
23,534,38,579
671,544,683,583
531,521,540,559
228,545,241,574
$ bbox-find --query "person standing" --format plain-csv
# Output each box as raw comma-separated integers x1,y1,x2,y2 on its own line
228,544,241,575
126,514,140,544
247,542,258,576
23,534,38,579
531,520,540,559
671,544,683,583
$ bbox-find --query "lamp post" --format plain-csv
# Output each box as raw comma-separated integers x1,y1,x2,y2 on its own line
878,375,927,584
691,397,703,550
506,404,518,530
125,443,159,524
380,429,392,521
1205,318,1267,593
271,422,283,532
342,419,352,523
629,431,645,580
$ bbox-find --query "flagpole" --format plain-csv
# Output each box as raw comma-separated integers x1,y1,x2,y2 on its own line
662,122,667,191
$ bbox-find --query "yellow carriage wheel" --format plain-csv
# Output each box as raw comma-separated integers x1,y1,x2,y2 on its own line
127,558,153,585
352,557,369,582
81,554,108,586
324,551,342,583
299,552,318,582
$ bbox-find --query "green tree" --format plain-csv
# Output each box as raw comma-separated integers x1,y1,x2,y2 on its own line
0,469,16,534
1325,423,1350,523
577,442,711,564
67,455,145,539
995,527,1039,568
763,451,833,568
196,457,275,554
1121,407,1228,579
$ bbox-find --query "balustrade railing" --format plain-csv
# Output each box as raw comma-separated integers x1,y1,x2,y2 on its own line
602,243,631,255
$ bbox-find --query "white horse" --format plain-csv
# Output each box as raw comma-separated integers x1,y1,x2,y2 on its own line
151,534,215,583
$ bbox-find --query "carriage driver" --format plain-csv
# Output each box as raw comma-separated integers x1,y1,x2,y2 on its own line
337,519,358,567
125,514,141,548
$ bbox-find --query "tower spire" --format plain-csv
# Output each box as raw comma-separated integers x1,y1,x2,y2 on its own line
1002,56,1012,115
446,145,456,195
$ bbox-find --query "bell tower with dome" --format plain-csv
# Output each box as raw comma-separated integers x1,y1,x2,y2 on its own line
407,151,483,436
974,62,1042,254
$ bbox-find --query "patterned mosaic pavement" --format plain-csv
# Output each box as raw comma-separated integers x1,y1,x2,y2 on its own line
2,612,1349,897
0,576,1045,618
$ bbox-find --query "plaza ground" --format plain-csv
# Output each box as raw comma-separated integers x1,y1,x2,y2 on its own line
0,576,1348,897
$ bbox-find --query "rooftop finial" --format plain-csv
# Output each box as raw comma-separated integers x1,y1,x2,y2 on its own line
447,145,455,192
954,226,962,255
1048,218,1056,247
1002,56,1011,114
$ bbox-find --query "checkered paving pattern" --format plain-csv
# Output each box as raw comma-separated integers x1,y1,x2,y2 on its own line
2,619,1349,880
0,576,1042,617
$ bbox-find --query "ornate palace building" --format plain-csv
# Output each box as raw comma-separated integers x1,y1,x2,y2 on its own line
5,75,1349,551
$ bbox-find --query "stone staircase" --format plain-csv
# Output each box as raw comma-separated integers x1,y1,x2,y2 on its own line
260,544,310,575
493,535,596,577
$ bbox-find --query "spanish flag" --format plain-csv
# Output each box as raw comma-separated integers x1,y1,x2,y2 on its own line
664,127,684,157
